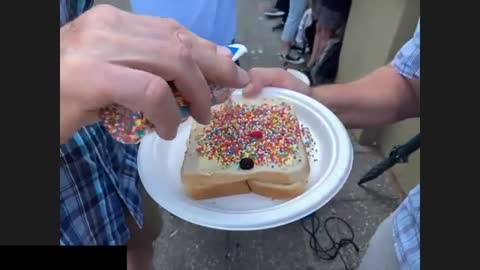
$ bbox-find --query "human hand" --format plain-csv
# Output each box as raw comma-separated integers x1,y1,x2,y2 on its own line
60,5,249,143
243,68,311,98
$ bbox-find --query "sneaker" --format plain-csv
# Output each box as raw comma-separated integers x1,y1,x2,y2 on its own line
300,67,312,81
280,51,305,65
272,22,284,32
264,8,286,17
290,45,305,54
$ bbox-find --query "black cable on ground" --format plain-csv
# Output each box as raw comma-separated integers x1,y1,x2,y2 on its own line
301,213,360,270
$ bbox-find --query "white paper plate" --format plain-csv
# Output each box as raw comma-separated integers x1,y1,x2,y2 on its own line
137,87,353,231
286,68,311,86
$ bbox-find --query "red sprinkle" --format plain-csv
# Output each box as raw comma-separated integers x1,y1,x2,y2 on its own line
250,130,263,139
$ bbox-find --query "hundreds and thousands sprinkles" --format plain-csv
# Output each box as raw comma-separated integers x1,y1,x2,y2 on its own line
301,124,318,162
301,124,316,154
195,101,303,167
99,85,233,144
99,105,154,144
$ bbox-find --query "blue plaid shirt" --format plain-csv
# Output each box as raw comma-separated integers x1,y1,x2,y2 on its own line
391,20,420,270
60,0,143,245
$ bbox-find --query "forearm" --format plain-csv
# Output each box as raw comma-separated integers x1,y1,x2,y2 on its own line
310,65,420,129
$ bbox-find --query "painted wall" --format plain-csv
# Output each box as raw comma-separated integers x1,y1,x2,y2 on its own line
336,0,420,192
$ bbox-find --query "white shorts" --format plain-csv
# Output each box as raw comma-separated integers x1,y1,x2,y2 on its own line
358,214,401,270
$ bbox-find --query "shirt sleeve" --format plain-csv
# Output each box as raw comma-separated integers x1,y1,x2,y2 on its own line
60,0,94,26
391,19,420,80
81,0,94,13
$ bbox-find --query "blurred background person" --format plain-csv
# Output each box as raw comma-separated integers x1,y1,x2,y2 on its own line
264,0,289,31
131,0,237,46
306,0,351,68
279,0,308,64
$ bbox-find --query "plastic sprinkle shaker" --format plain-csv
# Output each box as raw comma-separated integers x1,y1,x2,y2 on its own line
99,44,248,144
99,105,154,144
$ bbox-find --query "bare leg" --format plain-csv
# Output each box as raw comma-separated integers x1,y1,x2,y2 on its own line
127,245,154,270
316,28,331,61
126,190,162,270
307,26,333,68
281,41,291,55
307,28,322,67
280,0,308,53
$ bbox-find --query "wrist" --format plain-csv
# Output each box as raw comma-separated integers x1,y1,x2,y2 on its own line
60,110,73,145
306,86,313,97
60,102,83,145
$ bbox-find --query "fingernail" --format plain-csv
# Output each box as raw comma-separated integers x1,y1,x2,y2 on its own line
237,68,250,86
216,46,232,57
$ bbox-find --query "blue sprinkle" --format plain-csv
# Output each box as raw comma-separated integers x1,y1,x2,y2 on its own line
180,106,190,117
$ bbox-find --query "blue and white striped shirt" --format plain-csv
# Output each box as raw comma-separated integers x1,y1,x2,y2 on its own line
391,20,420,270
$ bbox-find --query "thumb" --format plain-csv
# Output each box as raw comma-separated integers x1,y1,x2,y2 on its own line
243,68,287,98
61,56,181,141
243,68,311,98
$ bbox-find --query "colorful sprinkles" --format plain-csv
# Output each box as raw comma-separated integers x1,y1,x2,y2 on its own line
99,104,154,144
300,124,318,162
301,125,316,154
195,101,304,167
99,85,234,144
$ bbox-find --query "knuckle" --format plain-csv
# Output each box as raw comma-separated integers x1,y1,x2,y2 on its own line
80,4,119,29
143,77,170,104
63,8,115,51
164,18,182,31
219,61,238,78
175,44,193,66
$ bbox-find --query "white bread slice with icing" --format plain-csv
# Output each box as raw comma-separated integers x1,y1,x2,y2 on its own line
181,98,310,200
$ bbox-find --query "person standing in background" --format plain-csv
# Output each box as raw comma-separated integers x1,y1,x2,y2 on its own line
279,0,308,64
130,0,237,46
264,0,288,18
306,0,351,68
264,0,289,31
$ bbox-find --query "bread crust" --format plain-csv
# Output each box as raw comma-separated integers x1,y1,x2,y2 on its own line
183,178,308,200
247,179,307,199
182,168,308,186
183,181,251,200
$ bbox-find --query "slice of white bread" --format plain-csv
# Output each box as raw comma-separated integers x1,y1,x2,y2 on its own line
181,98,310,200
183,181,251,200
183,179,307,200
